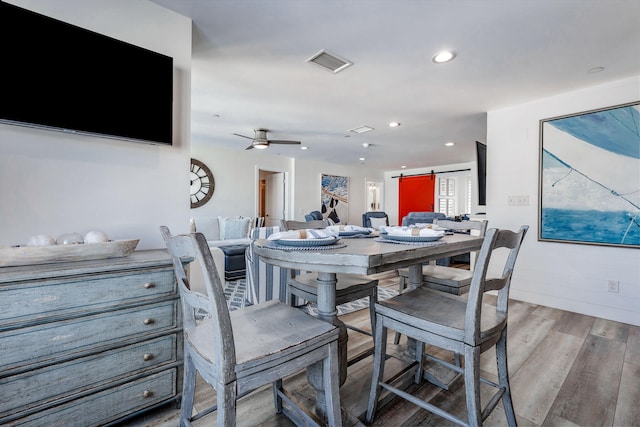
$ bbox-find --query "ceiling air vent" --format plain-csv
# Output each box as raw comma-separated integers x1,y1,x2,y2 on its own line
349,125,374,134
306,49,353,74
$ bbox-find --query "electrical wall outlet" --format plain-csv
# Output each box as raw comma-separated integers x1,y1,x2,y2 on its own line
607,280,620,293
507,196,516,206
516,195,529,206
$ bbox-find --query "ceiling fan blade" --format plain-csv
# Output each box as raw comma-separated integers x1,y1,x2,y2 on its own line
233,133,254,140
268,140,301,145
244,143,254,150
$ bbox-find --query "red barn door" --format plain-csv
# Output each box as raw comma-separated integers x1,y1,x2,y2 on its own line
398,174,435,225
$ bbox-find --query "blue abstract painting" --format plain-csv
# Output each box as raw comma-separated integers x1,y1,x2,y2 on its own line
539,102,640,248
321,174,349,224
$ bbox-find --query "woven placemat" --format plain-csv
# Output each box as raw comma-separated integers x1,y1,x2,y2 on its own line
374,237,447,246
266,241,347,251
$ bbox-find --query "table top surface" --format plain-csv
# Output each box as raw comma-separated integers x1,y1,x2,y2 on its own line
253,233,483,275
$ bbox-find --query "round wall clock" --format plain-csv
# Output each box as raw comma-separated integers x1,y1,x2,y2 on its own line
190,158,215,208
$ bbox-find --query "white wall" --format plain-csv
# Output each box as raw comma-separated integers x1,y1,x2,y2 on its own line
293,160,384,225
487,76,640,326
0,0,192,250
190,143,384,235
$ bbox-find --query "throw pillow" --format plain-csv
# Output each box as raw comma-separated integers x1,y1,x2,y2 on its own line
218,216,252,240
369,217,388,230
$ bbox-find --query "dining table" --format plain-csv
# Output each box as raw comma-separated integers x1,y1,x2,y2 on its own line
253,231,484,418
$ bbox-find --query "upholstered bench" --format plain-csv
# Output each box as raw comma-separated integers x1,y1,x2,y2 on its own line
219,244,248,281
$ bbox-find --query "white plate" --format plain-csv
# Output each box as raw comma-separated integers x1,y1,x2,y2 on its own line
381,234,444,243
273,236,340,247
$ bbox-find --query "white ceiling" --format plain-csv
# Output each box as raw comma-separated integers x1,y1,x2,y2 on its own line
150,0,640,171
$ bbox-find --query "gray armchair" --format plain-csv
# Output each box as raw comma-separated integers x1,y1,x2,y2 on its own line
362,211,389,229
304,210,323,221
401,211,448,226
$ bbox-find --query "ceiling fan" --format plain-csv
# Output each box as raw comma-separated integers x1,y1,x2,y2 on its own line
233,128,301,150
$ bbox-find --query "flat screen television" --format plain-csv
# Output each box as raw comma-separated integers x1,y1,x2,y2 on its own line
476,141,487,206
0,1,173,145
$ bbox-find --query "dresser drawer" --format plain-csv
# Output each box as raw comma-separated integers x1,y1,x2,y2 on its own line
1,267,176,330
0,334,178,422
0,301,178,373
7,369,178,427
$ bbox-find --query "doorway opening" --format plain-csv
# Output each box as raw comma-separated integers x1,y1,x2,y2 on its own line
257,169,288,227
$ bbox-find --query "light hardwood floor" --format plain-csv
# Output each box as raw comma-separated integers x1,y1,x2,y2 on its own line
120,271,640,427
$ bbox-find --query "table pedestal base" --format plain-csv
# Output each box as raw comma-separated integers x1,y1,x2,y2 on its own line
305,272,347,420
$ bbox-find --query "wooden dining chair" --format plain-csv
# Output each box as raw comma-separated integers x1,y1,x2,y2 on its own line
281,220,379,338
160,226,342,427
397,219,489,296
394,219,488,345
366,226,528,427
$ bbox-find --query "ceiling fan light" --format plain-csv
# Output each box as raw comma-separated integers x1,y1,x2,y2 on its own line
432,50,456,63
254,142,269,149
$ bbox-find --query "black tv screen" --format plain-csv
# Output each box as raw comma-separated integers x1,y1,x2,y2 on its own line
476,141,487,206
0,1,173,145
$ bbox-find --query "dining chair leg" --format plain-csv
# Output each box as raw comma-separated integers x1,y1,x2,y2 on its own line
414,341,424,384
393,275,407,344
496,329,517,427
366,316,387,424
273,379,284,414
464,345,482,427
179,352,197,426
217,381,238,427
368,286,378,334
324,341,343,427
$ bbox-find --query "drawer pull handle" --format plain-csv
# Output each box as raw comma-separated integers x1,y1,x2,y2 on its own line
142,390,153,398
143,318,155,325
143,353,154,361
144,282,155,289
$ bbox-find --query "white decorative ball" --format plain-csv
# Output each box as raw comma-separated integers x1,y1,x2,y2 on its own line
26,234,56,246
85,230,110,243
56,232,84,245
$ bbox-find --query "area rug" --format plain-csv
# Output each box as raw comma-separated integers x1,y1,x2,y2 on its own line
223,279,398,315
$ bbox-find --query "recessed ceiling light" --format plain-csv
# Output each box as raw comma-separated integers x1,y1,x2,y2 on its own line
300,146,309,150
362,143,371,148
588,66,605,74
445,142,455,147
432,50,456,63
359,157,366,161
388,122,401,127
401,165,407,169
349,125,374,134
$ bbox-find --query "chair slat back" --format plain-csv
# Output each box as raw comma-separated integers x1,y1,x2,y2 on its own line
160,226,236,380
464,226,528,345
281,219,326,230
433,219,488,267
433,219,488,236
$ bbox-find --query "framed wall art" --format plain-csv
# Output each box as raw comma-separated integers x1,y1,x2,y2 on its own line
321,174,349,224
538,101,640,248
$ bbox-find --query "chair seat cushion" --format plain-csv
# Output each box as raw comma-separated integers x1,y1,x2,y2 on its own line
421,265,473,287
186,300,338,374
290,273,378,305
375,287,506,345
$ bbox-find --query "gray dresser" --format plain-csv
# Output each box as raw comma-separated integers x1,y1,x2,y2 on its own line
0,250,183,426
